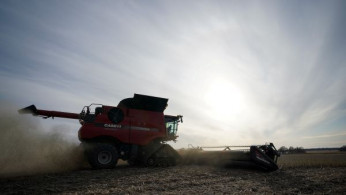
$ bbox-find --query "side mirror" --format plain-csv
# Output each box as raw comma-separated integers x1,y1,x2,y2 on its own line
179,115,183,123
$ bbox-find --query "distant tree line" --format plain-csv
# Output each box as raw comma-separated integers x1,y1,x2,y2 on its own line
278,146,306,154
340,145,346,152
278,145,346,153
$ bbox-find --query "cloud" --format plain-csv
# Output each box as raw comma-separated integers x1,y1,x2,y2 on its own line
302,131,346,139
1,1,346,148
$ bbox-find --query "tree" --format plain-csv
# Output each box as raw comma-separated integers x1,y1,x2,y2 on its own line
288,146,294,153
340,145,346,152
278,146,288,154
287,146,306,154
295,147,306,153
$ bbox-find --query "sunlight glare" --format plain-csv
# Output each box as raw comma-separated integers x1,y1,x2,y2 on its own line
204,78,247,122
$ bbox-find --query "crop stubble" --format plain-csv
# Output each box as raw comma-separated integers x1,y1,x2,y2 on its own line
1,164,345,194
278,152,346,168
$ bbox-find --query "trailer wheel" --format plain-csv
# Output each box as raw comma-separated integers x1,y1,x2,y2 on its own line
87,143,118,169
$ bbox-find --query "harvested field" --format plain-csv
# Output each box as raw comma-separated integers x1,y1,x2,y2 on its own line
1,130,346,195
1,164,346,194
278,152,346,168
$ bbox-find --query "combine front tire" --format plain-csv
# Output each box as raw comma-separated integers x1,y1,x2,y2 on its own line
86,143,118,169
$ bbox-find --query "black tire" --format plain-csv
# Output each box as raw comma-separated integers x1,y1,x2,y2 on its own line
145,157,157,167
86,143,118,169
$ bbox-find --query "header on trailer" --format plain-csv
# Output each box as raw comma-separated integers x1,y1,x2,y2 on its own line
181,143,280,171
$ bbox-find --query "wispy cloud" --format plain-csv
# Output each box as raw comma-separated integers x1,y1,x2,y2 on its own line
1,0,345,148
302,131,346,139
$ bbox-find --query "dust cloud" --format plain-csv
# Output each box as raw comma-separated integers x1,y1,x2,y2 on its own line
0,103,85,178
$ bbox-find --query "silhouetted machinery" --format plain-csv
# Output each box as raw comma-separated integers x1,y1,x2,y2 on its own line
19,94,279,171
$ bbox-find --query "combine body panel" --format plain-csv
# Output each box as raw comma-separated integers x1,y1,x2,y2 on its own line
78,106,168,145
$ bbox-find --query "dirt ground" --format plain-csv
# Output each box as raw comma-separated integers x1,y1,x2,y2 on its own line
1,165,345,194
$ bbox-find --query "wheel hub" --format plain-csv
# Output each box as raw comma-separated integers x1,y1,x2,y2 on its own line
98,151,112,165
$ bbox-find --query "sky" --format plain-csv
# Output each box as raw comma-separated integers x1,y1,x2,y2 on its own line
1,0,346,149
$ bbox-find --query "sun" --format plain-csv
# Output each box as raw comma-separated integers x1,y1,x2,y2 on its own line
204,78,246,121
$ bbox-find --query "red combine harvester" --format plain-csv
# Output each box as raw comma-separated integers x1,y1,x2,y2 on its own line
19,94,182,168
19,94,280,171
